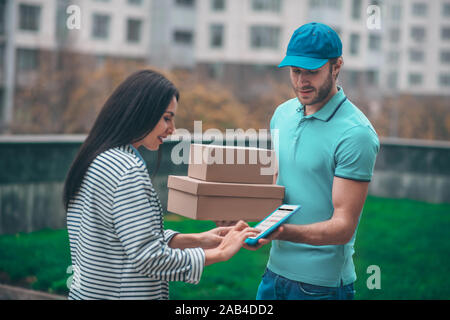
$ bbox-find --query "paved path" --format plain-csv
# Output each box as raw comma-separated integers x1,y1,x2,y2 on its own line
0,284,66,300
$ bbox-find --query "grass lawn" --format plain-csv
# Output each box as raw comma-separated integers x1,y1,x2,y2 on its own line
0,196,449,299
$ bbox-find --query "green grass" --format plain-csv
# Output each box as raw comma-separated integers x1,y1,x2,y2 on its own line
0,196,449,299
353,197,450,299
0,229,71,295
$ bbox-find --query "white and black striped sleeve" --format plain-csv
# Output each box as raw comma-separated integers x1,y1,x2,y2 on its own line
111,166,205,284
164,229,179,243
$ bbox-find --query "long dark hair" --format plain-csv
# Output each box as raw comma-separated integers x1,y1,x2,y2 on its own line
63,70,179,210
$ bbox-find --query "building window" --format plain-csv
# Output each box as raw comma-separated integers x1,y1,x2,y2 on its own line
387,72,398,89
347,70,359,87
391,5,402,20
0,44,4,71
309,0,342,9
0,88,3,121
17,48,39,71
409,49,424,62
128,0,143,5
174,30,193,45
442,27,450,41
127,19,142,43
443,3,450,17
387,51,400,64
252,0,282,13
440,51,450,64
389,28,400,43
439,73,450,86
92,14,110,39
210,24,224,48
367,70,379,86
19,4,41,32
211,0,225,11
349,33,360,56
410,26,426,42
412,2,427,16
250,25,280,49
408,73,423,85
176,0,195,7
0,0,6,35
368,34,381,51
351,0,362,20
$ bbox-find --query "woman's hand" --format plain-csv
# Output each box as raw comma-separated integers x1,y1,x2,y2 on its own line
204,221,260,266
214,221,239,227
197,226,233,249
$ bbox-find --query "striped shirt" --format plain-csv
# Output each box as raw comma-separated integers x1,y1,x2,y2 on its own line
67,145,205,300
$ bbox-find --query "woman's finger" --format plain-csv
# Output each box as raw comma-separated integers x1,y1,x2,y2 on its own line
233,220,248,231
240,230,260,241
214,226,233,236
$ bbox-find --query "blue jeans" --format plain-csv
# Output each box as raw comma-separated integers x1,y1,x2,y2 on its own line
256,268,355,300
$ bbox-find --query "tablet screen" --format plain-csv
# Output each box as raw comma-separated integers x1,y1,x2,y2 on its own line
254,207,293,234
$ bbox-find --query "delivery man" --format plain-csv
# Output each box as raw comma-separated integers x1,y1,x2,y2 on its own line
256,22,380,300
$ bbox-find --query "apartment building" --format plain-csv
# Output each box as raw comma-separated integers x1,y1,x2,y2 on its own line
194,0,388,100
10,0,150,56
382,0,450,96
150,0,196,69
1,0,449,131
0,0,152,131
194,0,304,99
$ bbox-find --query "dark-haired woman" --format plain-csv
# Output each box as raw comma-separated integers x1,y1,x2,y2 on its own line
64,70,258,300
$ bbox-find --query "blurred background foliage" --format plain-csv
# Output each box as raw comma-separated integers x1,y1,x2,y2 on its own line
10,53,450,140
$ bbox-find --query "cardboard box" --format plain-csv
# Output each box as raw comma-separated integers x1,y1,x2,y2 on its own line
188,143,276,184
167,175,285,221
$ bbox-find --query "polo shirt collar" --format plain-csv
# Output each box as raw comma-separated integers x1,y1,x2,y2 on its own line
301,87,346,122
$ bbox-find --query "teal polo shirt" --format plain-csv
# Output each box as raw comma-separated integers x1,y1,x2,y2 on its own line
268,87,379,287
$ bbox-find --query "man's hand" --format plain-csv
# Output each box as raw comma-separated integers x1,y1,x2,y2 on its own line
243,226,284,251
267,176,369,246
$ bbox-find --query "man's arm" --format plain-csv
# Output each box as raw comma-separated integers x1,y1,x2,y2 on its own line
275,176,369,246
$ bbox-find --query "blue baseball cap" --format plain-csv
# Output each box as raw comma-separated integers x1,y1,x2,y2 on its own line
279,22,342,70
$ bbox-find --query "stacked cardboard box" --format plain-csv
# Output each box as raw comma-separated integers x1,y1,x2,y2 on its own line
167,144,285,221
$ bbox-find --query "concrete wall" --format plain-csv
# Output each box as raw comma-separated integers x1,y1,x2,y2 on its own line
0,135,449,234
371,137,450,204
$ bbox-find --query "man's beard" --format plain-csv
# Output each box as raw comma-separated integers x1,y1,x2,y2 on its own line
297,71,334,106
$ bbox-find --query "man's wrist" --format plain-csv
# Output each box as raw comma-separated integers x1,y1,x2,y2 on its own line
277,224,301,242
